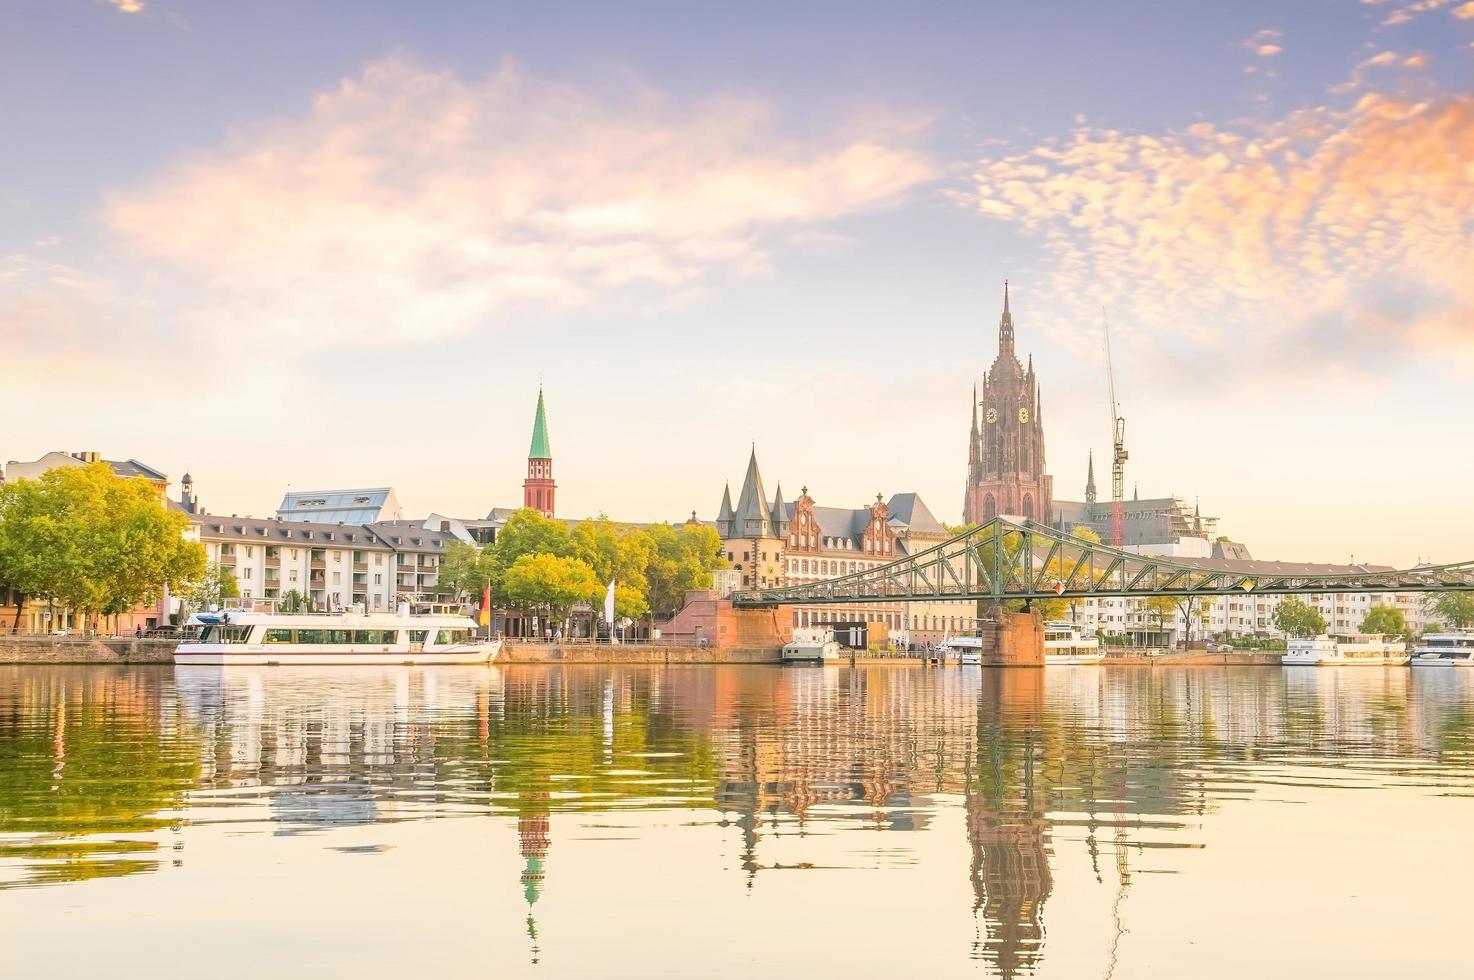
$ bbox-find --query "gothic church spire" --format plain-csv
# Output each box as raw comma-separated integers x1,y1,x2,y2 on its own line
999,280,1015,355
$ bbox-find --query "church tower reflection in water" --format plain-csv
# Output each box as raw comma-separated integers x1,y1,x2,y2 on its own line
966,671,1053,977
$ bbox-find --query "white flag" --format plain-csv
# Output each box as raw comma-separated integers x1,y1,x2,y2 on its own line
604,579,616,626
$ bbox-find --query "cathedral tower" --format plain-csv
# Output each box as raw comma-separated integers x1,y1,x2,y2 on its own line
963,284,1054,525
523,388,556,517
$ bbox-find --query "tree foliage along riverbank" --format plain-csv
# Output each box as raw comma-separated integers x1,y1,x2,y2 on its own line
435,510,725,623
0,462,206,632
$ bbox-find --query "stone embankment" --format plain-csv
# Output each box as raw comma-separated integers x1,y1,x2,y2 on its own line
501,643,780,664
0,637,177,664
1104,650,1285,666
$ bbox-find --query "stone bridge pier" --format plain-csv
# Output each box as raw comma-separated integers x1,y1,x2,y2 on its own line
973,606,1045,667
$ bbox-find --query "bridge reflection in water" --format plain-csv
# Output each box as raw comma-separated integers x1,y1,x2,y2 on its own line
2,663,1473,977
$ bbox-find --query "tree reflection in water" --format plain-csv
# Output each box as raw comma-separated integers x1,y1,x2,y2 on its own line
2,663,1473,976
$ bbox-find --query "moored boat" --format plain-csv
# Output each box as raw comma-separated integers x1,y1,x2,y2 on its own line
938,635,982,665
1281,633,1408,667
1409,630,1474,667
782,628,843,662
175,599,501,666
1044,621,1105,665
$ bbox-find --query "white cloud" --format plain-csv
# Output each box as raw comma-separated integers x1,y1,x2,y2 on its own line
103,0,144,13
100,57,936,350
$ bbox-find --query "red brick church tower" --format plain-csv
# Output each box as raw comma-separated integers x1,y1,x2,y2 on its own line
964,283,1053,525
523,388,555,517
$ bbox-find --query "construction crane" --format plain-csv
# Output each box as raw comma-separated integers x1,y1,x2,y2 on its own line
1103,309,1128,548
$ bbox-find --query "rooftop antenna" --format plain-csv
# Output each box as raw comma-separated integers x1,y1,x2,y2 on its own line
1104,307,1129,548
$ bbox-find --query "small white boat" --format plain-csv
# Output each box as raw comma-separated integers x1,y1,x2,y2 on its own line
782,628,843,662
938,635,982,665
1281,634,1409,667
1409,630,1474,667
1044,621,1105,665
176,599,501,666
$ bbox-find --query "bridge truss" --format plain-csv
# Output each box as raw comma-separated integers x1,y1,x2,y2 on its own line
731,518,1474,608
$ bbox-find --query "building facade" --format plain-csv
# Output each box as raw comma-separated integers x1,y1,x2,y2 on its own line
964,285,1053,525
192,515,451,612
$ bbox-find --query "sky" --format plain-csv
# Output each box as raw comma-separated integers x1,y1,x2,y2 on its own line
2,0,1472,566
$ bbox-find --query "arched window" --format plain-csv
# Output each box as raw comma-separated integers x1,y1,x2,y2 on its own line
983,494,997,520
1021,494,1035,520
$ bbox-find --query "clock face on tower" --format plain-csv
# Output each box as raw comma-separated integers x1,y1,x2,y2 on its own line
1018,407,1030,423
985,408,998,424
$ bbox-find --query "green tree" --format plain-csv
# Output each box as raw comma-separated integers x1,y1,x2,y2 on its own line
489,509,572,599
504,553,601,623
1360,604,1409,640
1142,595,1179,637
181,564,239,615
437,539,495,600
613,582,650,622
1070,525,1102,545
570,516,653,599
1173,595,1212,642
1428,593,1474,629
644,523,725,615
1274,597,1327,638
277,589,305,613
0,462,204,632
943,522,979,537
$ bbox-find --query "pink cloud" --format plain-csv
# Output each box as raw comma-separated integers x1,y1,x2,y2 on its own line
957,93,1474,378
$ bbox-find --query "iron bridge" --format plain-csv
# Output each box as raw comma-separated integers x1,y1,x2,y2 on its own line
731,518,1474,608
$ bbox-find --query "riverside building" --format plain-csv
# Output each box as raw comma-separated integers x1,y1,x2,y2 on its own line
190,515,453,611
714,448,978,647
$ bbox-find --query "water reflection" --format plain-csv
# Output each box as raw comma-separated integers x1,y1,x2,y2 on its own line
2,663,1473,977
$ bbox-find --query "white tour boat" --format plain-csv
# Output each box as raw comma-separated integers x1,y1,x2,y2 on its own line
176,600,502,666
1044,621,1105,665
782,628,843,662
1281,633,1409,667
1409,630,1474,667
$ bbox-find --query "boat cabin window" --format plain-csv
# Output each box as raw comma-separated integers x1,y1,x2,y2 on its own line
408,630,429,644
262,628,402,644
198,625,252,645
435,628,470,645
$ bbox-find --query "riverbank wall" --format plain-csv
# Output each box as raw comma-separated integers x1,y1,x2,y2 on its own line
0,637,1285,667
0,637,178,664
501,643,781,664
1104,651,1285,666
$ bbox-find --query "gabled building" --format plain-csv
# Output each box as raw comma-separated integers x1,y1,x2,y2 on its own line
714,448,973,646
4,450,169,495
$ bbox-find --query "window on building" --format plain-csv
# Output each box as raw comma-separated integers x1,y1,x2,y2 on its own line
289,570,298,582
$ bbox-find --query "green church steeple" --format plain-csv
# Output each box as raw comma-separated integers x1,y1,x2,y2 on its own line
529,388,552,460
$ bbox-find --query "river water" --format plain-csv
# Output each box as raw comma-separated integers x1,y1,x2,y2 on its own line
1,663,1471,979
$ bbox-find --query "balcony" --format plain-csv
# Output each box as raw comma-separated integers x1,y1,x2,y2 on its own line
353,562,368,572
310,559,326,570
264,556,280,567
218,554,237,566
